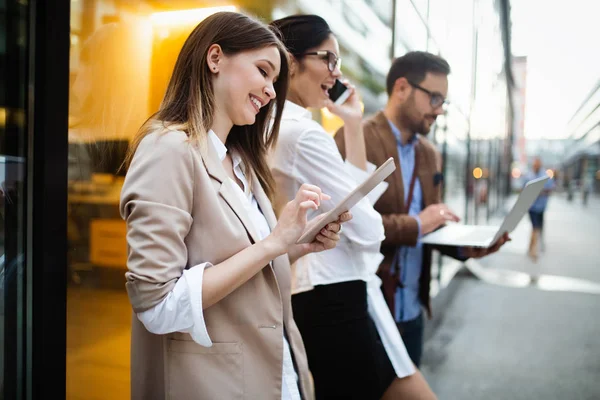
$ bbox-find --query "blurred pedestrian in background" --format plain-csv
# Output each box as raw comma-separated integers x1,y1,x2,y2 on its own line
525,157,555,264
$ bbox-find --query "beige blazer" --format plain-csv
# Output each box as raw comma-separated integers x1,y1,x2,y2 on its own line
120,129,313,400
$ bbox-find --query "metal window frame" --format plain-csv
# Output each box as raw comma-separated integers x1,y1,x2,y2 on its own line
26,0,70,398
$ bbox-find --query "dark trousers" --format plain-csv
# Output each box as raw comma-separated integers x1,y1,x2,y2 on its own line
396,312,424,367
528,210,544,229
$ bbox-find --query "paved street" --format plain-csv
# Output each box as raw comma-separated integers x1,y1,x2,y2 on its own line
422,193,600,399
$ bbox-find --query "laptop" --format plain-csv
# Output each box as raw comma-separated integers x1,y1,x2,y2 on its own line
420,176,550,248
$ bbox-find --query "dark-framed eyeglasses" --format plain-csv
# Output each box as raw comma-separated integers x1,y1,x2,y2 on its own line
407,80,448,109
302,50,341,72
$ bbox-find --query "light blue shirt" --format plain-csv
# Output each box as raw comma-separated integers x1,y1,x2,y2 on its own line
388,120,424,323
525,170,555,212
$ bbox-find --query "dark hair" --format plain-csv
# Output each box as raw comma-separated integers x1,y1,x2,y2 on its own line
269,14,332,59
386,51,451,96
126,12,289,201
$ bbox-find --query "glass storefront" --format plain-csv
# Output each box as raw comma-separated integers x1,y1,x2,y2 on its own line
1,0,29,397
67,3,146,397
0,1,73,397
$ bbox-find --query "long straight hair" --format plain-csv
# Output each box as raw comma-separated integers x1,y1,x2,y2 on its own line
125,12,289,201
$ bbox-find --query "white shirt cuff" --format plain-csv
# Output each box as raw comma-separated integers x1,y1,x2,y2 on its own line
182,263,213,347
136,262,213,347
343,160,389,205
414,215,422,239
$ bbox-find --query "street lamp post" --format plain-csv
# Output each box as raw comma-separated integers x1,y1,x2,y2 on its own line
390,0,397,60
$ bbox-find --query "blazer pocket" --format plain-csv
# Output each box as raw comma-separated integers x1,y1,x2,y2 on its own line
168,339,242,354
166,340,243,400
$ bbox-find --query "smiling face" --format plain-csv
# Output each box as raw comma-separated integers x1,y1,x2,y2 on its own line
398,72,448,135
210,45,281,130
288,34,341,109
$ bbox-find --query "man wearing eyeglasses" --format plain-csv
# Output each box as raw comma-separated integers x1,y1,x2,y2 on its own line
334,51,508,367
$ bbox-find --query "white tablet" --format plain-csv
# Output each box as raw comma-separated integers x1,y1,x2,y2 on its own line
296,157,396,244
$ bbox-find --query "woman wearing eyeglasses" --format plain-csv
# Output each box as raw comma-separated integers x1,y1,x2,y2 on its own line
269,15,436,400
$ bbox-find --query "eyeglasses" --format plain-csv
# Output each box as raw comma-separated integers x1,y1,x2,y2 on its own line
302,50,341,72
407,80,448,109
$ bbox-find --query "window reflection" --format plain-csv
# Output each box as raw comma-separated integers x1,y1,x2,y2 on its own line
67,17,145,400
1,0,30,396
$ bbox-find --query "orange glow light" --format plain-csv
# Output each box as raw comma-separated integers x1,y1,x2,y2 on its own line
151,6,238,26
473,167,483,179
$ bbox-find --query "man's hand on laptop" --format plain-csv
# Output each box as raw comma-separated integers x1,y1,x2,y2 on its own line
419,203,460,235
460,232,511,259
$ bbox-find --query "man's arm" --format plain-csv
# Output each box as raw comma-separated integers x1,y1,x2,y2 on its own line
381,213,421,247
542,178,556,195
381,203,461,247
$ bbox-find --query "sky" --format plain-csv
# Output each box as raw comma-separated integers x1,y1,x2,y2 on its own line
510,0,600,140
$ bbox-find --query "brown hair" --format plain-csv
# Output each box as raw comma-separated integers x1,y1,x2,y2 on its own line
386,51,450,96
125,12,289,201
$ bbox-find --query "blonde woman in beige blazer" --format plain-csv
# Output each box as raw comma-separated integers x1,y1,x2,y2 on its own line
120,13,349,400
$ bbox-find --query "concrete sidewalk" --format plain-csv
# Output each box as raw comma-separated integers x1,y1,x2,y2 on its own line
421,193,600,399
478,192,600,284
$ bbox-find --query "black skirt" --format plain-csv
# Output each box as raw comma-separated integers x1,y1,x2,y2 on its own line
292,280,396,400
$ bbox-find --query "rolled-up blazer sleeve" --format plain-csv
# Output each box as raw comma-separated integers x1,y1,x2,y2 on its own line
120,131,195,313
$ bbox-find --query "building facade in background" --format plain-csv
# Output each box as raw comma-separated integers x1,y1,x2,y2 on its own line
560,80,600,195
511,56,528,183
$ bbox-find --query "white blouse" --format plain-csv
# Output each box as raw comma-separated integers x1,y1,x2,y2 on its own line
271,101,387,292
137,130,301,400
270,100,416,379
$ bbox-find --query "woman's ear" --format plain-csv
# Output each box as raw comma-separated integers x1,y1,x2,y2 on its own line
206,44,223,73
288,56,299,77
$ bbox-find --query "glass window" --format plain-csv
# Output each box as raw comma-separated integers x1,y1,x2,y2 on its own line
365,0,393,27
0,0,29,398
67,4,145,399
395,0,428,51
411,0,429,17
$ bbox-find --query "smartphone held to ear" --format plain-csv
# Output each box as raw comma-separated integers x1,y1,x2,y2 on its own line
328,79,351,105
